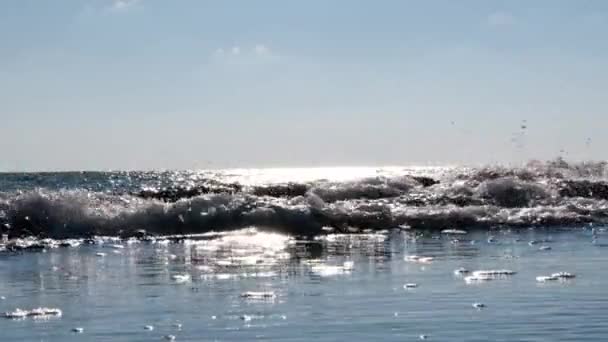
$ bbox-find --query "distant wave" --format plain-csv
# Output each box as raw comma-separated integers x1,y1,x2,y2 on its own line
1,159,608,238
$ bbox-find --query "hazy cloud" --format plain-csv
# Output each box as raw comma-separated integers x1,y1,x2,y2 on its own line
254,44,270,55
110,0,139,11
487,11,515,27
211,44,277,62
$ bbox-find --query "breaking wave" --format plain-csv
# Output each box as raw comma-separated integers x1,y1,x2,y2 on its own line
2,159,608,239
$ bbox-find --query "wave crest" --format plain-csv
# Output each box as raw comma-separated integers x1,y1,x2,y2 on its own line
2,160,608,238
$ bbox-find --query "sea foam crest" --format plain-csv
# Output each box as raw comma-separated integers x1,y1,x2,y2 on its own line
1,160,608,239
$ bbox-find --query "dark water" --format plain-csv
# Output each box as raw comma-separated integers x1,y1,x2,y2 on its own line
1,228,607,341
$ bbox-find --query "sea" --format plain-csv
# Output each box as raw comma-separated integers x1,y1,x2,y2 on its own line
1,160,608,341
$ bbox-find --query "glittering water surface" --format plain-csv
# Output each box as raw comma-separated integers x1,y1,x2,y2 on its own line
4,161,608,240
1,228,607,341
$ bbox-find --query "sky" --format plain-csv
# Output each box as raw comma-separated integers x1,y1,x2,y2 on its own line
1,0,607,171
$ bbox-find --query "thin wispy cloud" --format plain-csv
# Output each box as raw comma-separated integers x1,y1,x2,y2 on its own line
487,11,515,27
212,44,274,60
110,0,140,12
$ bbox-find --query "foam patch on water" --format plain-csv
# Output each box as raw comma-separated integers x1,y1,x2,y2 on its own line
240,291,277,300
404,255,435,263
311,264,351,277
536,275,559,282
4,307,62,319
472,270,516,277
464,270,516,283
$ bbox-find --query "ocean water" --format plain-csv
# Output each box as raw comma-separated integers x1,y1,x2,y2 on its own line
1,228,607,341
1,162,608,341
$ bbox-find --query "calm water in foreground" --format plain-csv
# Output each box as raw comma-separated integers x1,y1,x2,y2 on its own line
1,228,607,341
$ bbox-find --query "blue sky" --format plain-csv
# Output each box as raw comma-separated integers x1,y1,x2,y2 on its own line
1,0,607,171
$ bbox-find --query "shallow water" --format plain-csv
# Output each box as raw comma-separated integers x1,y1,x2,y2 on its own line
1,227,607,341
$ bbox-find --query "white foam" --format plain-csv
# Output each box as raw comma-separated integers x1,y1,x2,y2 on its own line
206,273,236,280
404,255,434,263
441,229,467,235
454,268,470,276
31,307,62,318
472,270,516,277
342,261,355,271
536,275,558,282
7,163,608,239
551,272,576,279
144,325,154,331
244,271,277,278
197,265,214,273
107,244,124,249
311,265,348,277
5,307,62,319
464,270,515,283
62,239,82,247
472,303,486,309
216,260,233,267
240,291,276,300
171,274,191,283
4,309,28,319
